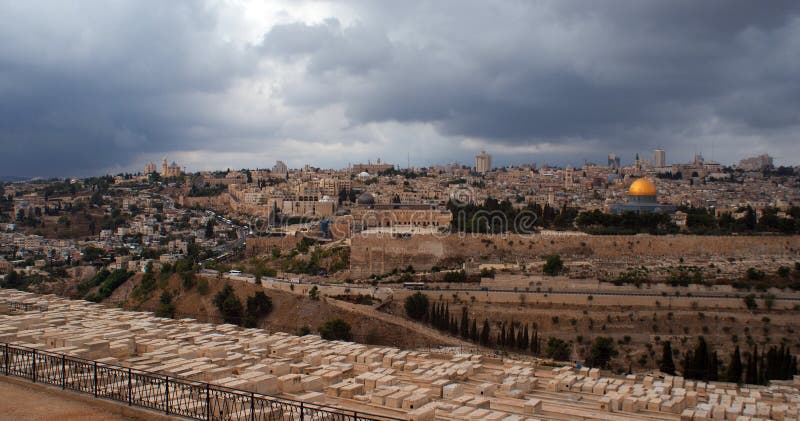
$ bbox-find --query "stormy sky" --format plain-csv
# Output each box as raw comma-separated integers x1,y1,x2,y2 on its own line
1,1,799,177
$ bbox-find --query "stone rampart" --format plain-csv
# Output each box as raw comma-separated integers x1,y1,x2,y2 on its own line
350,233,800,277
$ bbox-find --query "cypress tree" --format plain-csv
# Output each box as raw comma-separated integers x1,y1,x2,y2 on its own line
508,323,516,349
683,351,694,380
709,351,719,381
522,325,530,351
516,325,525,351
765,346,778,381
745,346,758,385
779,345,791,380
460,307,469,339
531,329,540,354
694,337,709,380
480,319,490,346
727,346,743,384
660,341,676,375
470,319,478,343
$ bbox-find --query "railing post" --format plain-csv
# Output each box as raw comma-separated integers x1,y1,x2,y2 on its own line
3,343,8,376
61,354,66,389
250,392,255,421
165,376,170,415
93,361,98,397
206,383,211,421
31,349,37,383
128,368,132,406
300,401,304,421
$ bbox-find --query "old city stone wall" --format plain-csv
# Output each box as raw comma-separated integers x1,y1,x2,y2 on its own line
177,193,232,210
245,235,303,257
350,233,800,277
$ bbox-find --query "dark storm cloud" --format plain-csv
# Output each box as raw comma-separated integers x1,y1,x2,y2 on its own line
263,0,800,162
2,1,800,177
0,1,257,176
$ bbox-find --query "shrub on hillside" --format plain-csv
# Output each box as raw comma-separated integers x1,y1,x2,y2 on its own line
214,283,243,325
543,255,564,276
404,292,429,321
319,318,353,341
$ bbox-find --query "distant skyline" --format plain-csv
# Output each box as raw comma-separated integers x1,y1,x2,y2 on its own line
2,1,800,177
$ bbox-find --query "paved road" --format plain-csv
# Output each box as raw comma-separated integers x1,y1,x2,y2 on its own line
250,275,800,302
404,287,800,301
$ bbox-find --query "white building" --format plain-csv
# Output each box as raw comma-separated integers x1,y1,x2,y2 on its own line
475,150,492,174
653,149,666,168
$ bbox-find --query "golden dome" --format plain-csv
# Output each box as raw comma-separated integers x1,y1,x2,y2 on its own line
628,178,657,196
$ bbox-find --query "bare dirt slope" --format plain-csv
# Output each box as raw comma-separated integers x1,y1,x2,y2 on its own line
112,274,445,348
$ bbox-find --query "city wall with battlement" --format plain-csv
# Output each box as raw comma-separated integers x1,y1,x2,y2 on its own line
350,234,800,277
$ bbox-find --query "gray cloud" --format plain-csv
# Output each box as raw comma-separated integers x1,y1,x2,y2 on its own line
265,1,800,150
2,0,800,177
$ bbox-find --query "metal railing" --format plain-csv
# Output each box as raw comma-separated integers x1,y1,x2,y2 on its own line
0,342,401,421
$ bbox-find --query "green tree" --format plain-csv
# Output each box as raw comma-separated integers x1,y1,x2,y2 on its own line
763,293,775,311
470,319,478,342
530,329,541,354
543,255,564,276
746,267,765,281
308,286,320,301
545,337,571,361
460,307,469,339
660,341,676,375
743,294,757,310
480,319,491,346
214,284,243,325
319,318,352,341
155,291,176,318
404,292,429,321
244,291,273,328
745,345,759,385
181,271,196,289
727,346,743,384
2,270,21,289
205,219,215,239
82,246,106,262
587,337,618,369
683,336,719,381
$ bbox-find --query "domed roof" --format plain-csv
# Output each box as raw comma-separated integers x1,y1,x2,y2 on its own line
356,192,375,205
629,178,657,196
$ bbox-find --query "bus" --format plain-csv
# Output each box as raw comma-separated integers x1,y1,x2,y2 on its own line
403,282,426,290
